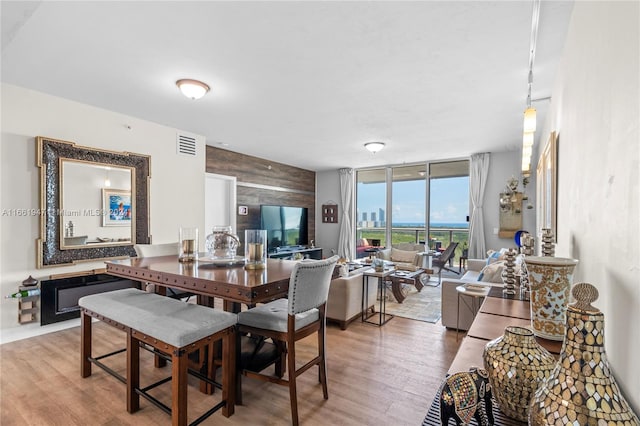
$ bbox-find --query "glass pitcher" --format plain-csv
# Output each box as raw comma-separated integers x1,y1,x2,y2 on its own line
205,226,239,259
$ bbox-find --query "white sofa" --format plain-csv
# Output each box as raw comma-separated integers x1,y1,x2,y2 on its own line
326,269,377,330
441,258,504,330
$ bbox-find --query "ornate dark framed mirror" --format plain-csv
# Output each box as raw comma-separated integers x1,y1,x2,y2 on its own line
37,136,151,267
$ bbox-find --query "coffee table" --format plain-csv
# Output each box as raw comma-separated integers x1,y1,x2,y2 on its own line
388,269,426,303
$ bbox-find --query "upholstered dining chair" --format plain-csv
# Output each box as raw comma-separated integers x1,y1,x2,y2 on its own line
432,242,460,283
237,255,339,426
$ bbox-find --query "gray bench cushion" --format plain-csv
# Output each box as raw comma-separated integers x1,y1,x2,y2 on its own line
237,298,318,333
79,288,237,348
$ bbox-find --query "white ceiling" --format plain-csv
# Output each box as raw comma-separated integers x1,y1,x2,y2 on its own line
1,1,574,172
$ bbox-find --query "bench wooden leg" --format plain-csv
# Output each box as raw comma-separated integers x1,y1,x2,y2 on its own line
127,331,140,413
172,350,189,426
222,328,236,417
80,310,92,378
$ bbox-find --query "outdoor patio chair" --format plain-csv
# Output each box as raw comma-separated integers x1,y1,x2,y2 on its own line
432,242,460,283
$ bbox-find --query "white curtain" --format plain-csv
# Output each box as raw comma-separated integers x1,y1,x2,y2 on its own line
468,153,490,258
337,168,354,259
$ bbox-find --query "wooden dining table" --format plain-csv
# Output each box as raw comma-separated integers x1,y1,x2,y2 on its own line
105,255,302,399
105,255,299,312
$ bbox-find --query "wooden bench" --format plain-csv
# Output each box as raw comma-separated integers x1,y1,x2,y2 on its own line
79,288,237,426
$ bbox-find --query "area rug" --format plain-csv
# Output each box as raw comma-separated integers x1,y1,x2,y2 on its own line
383,276,442,323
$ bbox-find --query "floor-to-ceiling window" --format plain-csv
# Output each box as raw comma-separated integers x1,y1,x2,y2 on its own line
391,164,427,245
428,161,470,265
355,160,469,263
356,169,387,258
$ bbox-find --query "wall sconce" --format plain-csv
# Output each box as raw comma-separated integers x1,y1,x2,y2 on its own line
176,79,210,100
364,142,385,153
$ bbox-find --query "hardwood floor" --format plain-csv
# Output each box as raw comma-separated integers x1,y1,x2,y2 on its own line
1,317,460,425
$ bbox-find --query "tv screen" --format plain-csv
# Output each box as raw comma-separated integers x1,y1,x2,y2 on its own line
260,205,308,251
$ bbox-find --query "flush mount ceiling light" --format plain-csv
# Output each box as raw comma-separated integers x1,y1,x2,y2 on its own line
176,79,210,100
364,142,385,153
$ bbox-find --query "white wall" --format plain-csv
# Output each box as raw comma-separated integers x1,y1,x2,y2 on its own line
483,150,537,253
315,171,342,258
0,84,206,343
539,2,639,409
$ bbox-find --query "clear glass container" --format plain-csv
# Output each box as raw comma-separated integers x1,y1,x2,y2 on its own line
244,229,267,269
178,226,198,263
205,225,239,259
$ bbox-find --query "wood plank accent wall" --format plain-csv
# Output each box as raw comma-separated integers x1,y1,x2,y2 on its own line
205,146,316,246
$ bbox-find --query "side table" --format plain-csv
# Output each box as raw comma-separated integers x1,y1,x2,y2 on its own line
459,255,468,272
362,269,394,326
456,284,489,341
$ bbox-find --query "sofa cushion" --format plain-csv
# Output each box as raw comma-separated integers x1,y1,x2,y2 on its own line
463,270,481,281
477,261,505,283
390,248,417,263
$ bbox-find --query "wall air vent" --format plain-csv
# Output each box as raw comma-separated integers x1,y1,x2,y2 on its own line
177,133,197,156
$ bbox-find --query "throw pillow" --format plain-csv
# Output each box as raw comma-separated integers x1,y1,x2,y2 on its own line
395,262,418,272
357,238,369,247
477,261,505,283
390,248,417,264
485,250,502,266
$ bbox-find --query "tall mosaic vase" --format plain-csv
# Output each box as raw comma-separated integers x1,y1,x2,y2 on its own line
483,326,556,422
524,256,579,341
529,283,640,425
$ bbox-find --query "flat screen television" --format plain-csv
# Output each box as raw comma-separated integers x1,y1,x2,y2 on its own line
260,205,308,251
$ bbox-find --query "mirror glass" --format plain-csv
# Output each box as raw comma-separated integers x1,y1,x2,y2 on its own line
37,136,150,268
60,160,134,248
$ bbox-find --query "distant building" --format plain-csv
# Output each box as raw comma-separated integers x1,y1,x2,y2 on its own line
379,208,385,223
362,212,368,222
371,212,377,222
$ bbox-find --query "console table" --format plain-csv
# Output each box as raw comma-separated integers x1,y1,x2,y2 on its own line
267,247,322,260
448,293,561,375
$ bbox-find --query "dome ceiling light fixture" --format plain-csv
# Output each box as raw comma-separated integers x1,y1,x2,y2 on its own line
176,79,210,100
364,142,385,153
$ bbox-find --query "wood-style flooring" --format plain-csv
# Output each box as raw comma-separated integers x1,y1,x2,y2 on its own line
1,317,461,425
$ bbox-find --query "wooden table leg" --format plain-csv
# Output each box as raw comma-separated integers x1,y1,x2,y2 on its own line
390,279,406,303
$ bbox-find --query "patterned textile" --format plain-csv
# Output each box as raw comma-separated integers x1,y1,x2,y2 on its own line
446,372,478,424
423,390,524,426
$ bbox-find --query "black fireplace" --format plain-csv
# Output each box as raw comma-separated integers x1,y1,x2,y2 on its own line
41,273,136,325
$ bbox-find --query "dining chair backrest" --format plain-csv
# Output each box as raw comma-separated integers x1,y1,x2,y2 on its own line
287,255,339,316
134,243,180,258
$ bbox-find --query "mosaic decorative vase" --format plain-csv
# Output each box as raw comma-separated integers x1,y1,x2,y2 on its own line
529,283,640,426
524,256,578,341
483,326,556,422
519,261,531,301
